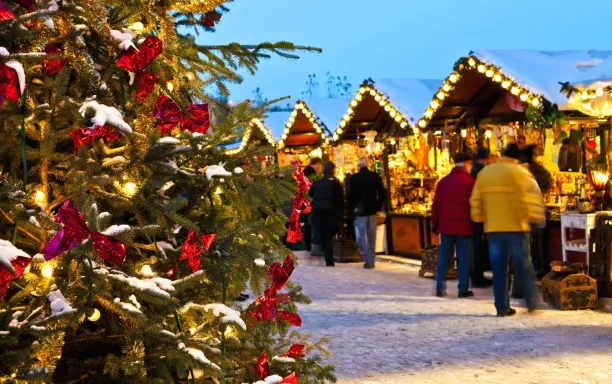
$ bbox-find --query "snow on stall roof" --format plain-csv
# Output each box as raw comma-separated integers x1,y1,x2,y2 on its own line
469,50,612,109
303,98,351,133
569,55,612,89
370,78,443,125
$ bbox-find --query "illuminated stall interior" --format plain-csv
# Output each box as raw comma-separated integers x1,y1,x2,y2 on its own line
417,50,612,265
331,78,443,257
224,118,276,166
273,99,348,167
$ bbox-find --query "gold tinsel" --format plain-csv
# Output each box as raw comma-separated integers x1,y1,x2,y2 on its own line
175,0,228,14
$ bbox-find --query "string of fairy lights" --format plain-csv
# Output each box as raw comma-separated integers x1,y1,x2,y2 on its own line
277,101,331,150
330,85,409,143
225,118,275,156
560,82,612,101
415,56,543,130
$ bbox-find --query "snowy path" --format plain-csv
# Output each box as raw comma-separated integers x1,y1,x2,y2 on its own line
292,251,612,384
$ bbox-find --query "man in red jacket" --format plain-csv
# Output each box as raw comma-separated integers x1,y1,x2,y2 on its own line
431,152,475,298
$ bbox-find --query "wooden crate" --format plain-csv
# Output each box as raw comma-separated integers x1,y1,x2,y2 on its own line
542,271,598,310
418,247,457,280
333,239,362,263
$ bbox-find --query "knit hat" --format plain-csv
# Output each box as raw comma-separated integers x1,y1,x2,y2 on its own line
453,152,474,164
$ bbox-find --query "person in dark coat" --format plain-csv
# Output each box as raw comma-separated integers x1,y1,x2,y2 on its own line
470,148,492,288
309,161,344,267
431,152,475,298
347,157,385,269
301,157,322,253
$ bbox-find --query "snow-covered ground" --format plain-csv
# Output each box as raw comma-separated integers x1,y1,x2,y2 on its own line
293,251,612,384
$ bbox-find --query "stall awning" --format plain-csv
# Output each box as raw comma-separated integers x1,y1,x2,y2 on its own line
562,55,612,118
225,118,275,155
416,50,612,130
331,78,442,142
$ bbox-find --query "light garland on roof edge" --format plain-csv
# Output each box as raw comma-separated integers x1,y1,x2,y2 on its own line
331,85,409,143
277,101,330,150
225,118,275,156
415,56,542,130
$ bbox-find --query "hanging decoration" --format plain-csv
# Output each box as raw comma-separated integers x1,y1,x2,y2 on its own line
70,125,120,153
283,344,305,359
136,72,158,101
0,1,15,21
116,36,162,84
286,161,311,243
279,372,298,384
253,350,270,380
41,200,127,265
0,47,25,103
153,95,210,135
268,255,295,293
168,229,215,276
203,10,222,28
42,44,68,76
0,256,31,300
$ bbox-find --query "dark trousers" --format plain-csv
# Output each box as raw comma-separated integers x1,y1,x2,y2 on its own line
471,223,488,285
531,228,544,277
303,221,312,251
313,209,335,266
436,234,473,294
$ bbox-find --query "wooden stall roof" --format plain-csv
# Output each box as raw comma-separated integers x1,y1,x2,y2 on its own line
331,78,442,143
224,118,275,156
417,50,612,130
270,99,347,151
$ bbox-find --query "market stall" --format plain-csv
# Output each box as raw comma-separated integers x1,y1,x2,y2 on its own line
268,99,347,167
415,49,612,268
224,118,276,166
329,78,443,257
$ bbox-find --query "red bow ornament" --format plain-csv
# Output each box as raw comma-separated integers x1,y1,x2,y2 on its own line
0,47,25,104
136,72,158,101
42,44,68,76
168,229,215,276
280,372,298,384
41,200,127,265
116,36,162,84
0,0,15,21
70,125,120,153
203,11,222,28
154,95,210,135
0,240,32,301
253,350,270,380
283,344,305,359
286,162,312,243
268,255,295,293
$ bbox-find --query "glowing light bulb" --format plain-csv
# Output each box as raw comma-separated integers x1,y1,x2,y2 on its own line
436,92,445,100
41,264,53,278
356,94,363,101
214,186,223,195
485,69,494,77
477,65,486,73
511,87,520,95
413,128,420,135
531,98,540,107
123,182,137,197
333,133,339,141
374,95,381,102
485,130,492,139
359,87,366,94
394,115,401,122
34,190,45,204
389,110,396,118
129,22,144,33
166,82,174,92
443,84,451,92
461,129,467,138
493,74,502,82
400,122,407,128
379,99,386,106
390,138,396,145
418,120,427,128
347,108,353,114
351,100,358,107
468,58,476,66
449,74,458,83
596,88,604,97
343,114,350,120
520,93,528,102
425,109,434,118
88,308,101,322
224,326,234,337
340,120,346,127
501,81,511,89
430,100,439,109
141,265,153,275
384,105,391,112
369,90,376,96
185,72,195,81
582,91,589,100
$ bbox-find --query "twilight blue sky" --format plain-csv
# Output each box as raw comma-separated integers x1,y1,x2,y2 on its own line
198,0,612,102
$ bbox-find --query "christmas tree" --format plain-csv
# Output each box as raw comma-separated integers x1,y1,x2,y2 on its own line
0,0,335,382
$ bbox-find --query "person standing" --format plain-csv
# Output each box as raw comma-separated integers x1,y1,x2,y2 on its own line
470,148,492,288
347,157,385,269
470,144,545,317
309,161,344,267
431,152,475,298
302,158,322,253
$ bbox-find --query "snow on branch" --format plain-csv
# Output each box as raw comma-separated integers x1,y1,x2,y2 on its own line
79,100,132,134
48,286,76,317
102,224,131,236
110,28,137,50
98,270,175,299
0,239,31,274
203,303,246,330
114,297,142,315
178,342,220,370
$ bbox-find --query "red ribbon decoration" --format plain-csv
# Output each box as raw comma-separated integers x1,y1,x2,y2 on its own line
0,0,16,21
116,36,162,74
168,229,215,276
203,11,222,28
136,72,158,101
154,95,210,135
286,161,312,243
0,63,21,103
280,372,298,384
42,44,68,77
283,344,305,359
70,125,120,153
253,350,270,380
0,256,31,301
249,255,301,327
41,200,127,265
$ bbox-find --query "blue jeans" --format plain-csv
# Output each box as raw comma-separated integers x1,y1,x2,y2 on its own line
436,234,473,294
355,215,377,267
489,232,536,314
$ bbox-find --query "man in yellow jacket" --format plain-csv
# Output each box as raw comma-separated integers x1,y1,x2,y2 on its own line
470,144,545,317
